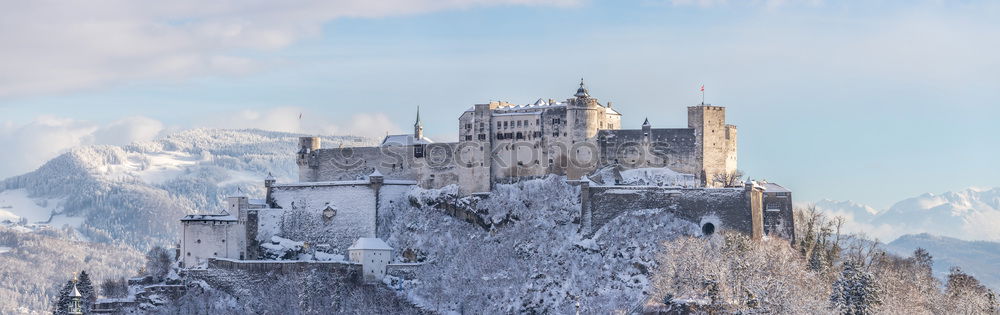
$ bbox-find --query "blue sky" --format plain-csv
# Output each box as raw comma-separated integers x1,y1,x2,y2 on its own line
1,0,998,208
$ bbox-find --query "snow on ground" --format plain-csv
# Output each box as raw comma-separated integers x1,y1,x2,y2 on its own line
95,151,199,184
0,189,75,226
382,176,699,314
97,150,261,186
0,246,12,254
589,166,697,187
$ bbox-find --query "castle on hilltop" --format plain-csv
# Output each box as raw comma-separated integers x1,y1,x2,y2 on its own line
297,79,737,194
179,80,794,278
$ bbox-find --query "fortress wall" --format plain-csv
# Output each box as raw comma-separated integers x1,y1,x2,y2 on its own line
255,181,415,253
581,184,763,238
303,142,491,194
266,184,378,252
305,146,416,182
421,142,490,194
763,191,795,241
597,128,700,175
205,258,362,276
181,220,244,268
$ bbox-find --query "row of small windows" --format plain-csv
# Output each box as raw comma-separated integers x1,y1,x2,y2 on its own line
496,119,541,129
496,131,545,140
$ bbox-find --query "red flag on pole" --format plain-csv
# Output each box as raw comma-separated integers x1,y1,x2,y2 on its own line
700,85,704,92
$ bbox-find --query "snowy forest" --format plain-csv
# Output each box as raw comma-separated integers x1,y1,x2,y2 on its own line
140,177,997,314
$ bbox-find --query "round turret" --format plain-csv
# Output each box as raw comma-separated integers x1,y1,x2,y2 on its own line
574,78,590,98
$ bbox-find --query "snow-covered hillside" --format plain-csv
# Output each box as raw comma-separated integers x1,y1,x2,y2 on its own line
379,176,699,313
0,129,374,314
0,129,373,248
813,188,1000,242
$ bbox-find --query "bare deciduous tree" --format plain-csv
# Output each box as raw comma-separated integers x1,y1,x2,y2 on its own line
712,170,745,187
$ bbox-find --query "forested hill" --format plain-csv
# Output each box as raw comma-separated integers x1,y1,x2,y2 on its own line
0,129,372,249
0,129,372,314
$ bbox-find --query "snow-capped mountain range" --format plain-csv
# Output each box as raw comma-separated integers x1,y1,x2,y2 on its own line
813,187,1000,243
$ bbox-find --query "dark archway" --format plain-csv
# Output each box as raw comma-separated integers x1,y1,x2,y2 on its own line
702,222,715,236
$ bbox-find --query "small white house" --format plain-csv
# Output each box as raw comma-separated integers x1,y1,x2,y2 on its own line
348,237,392,282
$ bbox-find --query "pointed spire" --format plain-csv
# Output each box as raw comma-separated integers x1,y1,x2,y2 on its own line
70,282,82,297
414,106,422,127
413,106,424,139
642,117,650,126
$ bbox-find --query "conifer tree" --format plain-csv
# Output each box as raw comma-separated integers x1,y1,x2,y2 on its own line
51,279,73,315
831,261,882,315
77,270,95,314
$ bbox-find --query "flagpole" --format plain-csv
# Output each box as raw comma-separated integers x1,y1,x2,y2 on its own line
700,85,705,105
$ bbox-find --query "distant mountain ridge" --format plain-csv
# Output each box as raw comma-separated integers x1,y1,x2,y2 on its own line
886,233,1000,290
813,187,1000,242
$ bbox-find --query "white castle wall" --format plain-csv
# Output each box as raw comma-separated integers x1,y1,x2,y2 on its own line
181,219,245,268
255,180,414,254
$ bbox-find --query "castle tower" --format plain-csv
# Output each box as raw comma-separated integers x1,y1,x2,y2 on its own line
688,104,738,187
414,106,424,140
296,137,321,182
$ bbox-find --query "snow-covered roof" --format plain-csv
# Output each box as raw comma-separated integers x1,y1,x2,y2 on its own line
70,283,81,297
381,134,433,147
762,183,791,193
180,214,237,222
272,179,417,188
605,106,621,115
248,199,266,206
493,111,543,117
348,237,392,251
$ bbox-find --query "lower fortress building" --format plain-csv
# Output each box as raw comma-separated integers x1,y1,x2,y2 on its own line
180,80,794,275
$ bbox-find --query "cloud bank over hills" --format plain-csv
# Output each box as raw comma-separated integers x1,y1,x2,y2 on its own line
0,110,401,179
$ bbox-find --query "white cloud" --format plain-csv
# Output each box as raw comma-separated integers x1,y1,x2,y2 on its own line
665,0,822,8
91,116,165,146
0,115,165,178
0,0,578,98
198,106,402,138
0,107,401,178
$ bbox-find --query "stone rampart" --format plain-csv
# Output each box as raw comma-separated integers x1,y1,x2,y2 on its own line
581,182,764,239
207,258,362,276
